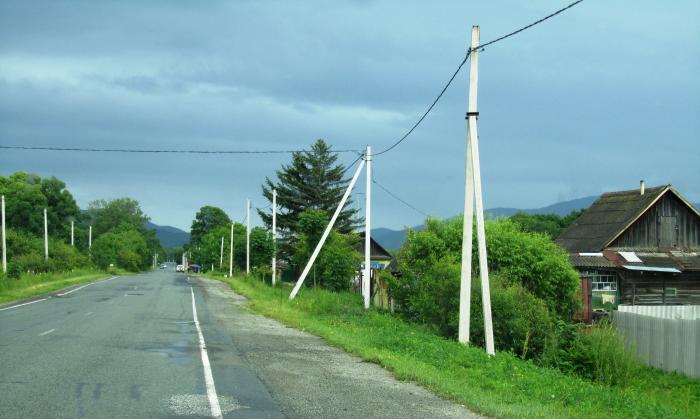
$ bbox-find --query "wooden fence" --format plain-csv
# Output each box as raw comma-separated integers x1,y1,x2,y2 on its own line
614,309,700,378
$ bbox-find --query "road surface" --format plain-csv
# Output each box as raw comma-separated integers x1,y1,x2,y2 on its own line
0,270,478,418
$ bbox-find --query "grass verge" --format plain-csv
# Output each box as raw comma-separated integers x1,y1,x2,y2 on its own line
0,268,128,305
204,273,700,419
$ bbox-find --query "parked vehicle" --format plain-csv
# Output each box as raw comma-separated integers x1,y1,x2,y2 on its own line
160,264,167,269
176,265,184,272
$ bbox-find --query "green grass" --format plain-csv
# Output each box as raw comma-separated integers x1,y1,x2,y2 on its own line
0,268,127,305
204,273,700,419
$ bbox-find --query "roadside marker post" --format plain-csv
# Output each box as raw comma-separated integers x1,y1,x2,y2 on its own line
458,25,495,356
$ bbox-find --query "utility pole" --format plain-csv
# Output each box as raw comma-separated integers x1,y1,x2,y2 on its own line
219,236,224,270
290,158,367,300
44,208,49,260
71,220,74,246
363,146,372,309
271,189,277,286
88,225,92,251
229,223,234,278
246,199,250,275
1,195,6,274
458,25,495,356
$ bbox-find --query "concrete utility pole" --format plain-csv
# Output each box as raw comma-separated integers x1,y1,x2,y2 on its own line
290,158,367,300
88,225,92,251
246,199,250,275
229,223,234,278
70,220,74,246
219,236,224,270
1,195,6,274
43,208,49,260
363,146,372,309
458,25,495,356
271,189,277,286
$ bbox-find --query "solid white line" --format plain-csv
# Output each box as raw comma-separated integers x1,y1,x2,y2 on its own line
190,286,222,419
56,276,119,297
0,298,48,312
39,328,56,336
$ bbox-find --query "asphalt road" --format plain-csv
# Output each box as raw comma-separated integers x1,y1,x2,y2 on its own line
0,270,478,418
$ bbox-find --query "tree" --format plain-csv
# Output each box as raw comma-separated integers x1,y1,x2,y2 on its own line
87,198,149,236
258,139,360,258
249,227,274,269
509,209,586,239
190,206,231,244
91,228,150,271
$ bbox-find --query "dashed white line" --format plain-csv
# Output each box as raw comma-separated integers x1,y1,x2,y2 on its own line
85,312,94,316
190,286,222,419
0,298,48,312
39,328,56,336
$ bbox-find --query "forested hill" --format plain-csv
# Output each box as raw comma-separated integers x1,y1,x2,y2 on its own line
145,221,190,249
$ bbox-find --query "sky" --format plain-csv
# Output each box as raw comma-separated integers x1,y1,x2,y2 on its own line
1,0,699,232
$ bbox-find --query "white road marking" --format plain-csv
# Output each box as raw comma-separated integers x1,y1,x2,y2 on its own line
56,276,119,297
85,312,94,316
0,298,48,312
190,286,223,419
39,328,56,336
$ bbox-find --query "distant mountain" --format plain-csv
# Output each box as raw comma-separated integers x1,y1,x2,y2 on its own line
145,221,190,249
372,195,600,251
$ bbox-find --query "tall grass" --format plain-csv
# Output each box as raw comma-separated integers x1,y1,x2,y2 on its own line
0,269,110,304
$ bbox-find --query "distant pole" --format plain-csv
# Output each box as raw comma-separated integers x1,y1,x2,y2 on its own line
246,199,250,275
219,236,224,270
229,223,234,277
458,25,494,356
1,195,6,274
43,208,49,260
88,225,92,251
271,189,277,286
70,220,74,246
363,146,372,310
290,158,367,300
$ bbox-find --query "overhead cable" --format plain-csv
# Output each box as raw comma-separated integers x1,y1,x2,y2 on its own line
372,178,429,217
0,145,362,155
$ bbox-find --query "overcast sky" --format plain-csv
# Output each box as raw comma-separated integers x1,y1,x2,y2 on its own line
1,0,698,231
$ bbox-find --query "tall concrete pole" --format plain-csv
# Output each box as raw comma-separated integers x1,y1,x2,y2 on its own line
88,225,92,251
271,189,277,286
363,146,372,310
229,223,234,278
458,26,494,356
43,208,49,260
1,195,6,274
71,220,74,246
219,236,224,270
290,159,366,300
246,199,250,275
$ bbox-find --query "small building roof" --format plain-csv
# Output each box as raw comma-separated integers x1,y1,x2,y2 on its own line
357,232,393,261
556,185,683,252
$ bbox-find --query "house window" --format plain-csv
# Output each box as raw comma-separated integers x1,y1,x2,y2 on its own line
582,269,618,291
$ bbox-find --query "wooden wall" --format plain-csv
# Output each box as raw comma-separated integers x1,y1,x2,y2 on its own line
611,192,700,251
619,271,700,305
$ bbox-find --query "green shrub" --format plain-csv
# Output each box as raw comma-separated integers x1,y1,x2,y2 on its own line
541,321,641,386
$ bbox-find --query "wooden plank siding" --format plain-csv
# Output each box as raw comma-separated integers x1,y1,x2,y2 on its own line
619,271,700,305
610,193,700,251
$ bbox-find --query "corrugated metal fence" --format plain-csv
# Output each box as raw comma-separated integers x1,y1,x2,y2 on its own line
614,307,700,378
618,305,700,319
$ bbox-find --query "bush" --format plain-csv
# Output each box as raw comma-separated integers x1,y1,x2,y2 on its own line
541,321,641,386
91,228,149,271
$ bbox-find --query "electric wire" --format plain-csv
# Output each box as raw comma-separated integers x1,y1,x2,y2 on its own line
373,0,584,157
372,177,429,217
0,145,361,154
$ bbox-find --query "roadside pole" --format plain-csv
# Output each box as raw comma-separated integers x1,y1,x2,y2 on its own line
43,208,49,260
271,189,277,286
89,225,92,251
458,25,494,355
246,199,250,275
1,195,6,274
71,220,74,246
229,223,234,278
363,146,372,309
219,236,224,270
290,158,367,300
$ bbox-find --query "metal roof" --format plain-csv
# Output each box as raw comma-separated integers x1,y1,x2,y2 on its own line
622,265,681,273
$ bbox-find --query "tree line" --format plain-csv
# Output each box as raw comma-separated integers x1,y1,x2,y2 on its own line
0,172,163,279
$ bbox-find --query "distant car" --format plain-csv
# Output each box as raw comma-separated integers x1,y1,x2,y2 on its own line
176,265,184,272
160,264,167,269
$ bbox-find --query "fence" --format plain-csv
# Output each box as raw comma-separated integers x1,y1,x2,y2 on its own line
614,308,700,378
617,304,700,320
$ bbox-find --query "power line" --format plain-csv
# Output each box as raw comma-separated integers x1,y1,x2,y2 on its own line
372,177,429,217
0,145,362,154
477,0,584,49
373,0,584,157
373,50,471,157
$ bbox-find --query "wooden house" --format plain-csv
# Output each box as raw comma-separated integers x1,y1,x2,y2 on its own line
556,182,700,309
357,233,394,309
